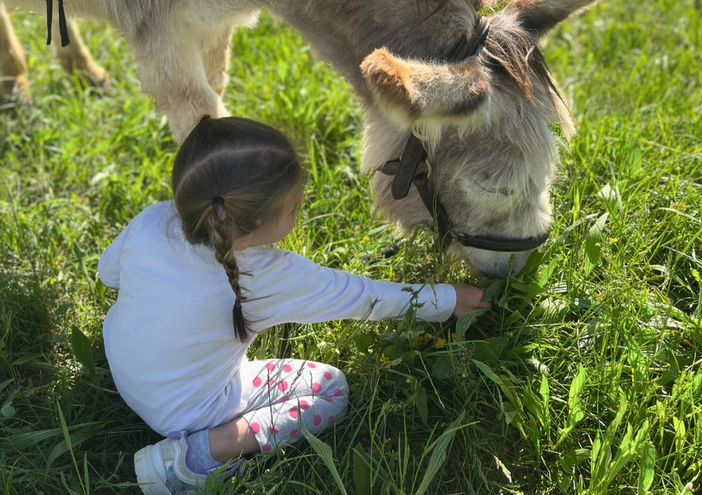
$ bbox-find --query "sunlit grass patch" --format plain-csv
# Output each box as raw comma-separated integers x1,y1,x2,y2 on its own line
1,2,701,494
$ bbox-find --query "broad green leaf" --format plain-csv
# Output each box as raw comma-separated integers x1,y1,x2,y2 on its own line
46,425,101,471
71,326,94,373
353,446,372,495
557,365,587,446
455,309,488,341
415,411,465,495
473,360,519,408
638,444,656,494
302,425,347,495
431,356,452,380
1,402,15,418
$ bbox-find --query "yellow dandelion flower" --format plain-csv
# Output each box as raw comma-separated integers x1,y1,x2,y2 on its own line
363,236,371,242
302,52,309,59
608,238,619,243
405,378,411,384
435,337,446,349
380,353,391,366
424,332,433,341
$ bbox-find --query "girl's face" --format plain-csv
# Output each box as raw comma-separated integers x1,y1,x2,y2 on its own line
236,183,303,249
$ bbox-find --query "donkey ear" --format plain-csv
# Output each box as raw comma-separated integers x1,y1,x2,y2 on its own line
360,48,416,122
361,48,491,126
508,0,599,38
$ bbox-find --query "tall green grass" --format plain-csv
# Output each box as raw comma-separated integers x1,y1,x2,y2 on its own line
1,1,701,493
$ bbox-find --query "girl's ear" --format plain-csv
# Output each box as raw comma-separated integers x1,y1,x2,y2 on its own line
360,48,491,128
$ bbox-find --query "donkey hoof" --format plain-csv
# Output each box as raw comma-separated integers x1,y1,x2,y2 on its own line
1,75,30,105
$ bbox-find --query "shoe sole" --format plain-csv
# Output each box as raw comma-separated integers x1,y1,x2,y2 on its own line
134,445,171,495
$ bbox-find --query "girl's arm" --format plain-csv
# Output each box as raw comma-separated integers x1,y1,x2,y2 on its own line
97,227,130,289
245,250,456,331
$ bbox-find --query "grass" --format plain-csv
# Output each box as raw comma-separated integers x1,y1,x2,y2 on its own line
0,0,700,493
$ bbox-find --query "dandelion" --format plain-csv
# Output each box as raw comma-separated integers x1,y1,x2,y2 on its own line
380,353,390,366
405,378,411,384
435,337,446,349
608,238,619,243
363,236,370,242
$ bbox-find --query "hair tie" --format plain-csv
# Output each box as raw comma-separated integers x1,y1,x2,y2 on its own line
212,196,225,206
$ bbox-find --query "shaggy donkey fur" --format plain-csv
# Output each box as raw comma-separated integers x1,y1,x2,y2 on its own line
1,0,598,276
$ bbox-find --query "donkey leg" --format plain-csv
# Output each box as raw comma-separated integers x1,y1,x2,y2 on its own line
133,29,228,143
203,25,233,97
0,3,29,101
55,19,109,87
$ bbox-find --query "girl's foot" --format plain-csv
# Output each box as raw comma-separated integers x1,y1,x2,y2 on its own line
134,431,244,495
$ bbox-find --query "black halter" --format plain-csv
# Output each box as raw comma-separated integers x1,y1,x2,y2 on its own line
45,0,71,47
380,17,550,253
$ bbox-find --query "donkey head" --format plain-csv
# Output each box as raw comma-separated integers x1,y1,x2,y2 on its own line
359,0,593,277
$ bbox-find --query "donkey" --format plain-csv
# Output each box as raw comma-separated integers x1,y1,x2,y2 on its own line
0,2,108,100
2,0,597,276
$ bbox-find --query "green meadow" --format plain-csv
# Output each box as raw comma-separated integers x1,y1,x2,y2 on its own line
1,0,700,493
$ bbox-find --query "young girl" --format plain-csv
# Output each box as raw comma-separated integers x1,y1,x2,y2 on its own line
98,116,490,494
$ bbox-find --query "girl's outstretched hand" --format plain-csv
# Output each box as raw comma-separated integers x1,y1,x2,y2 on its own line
452,284,492,318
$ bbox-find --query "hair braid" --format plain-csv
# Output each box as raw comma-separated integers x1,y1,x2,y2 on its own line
208,202,249,341
172,116,303,342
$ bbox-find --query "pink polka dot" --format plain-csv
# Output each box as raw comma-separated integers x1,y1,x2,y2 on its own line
250,422,261,433
306,363,316,369
314,415,322,426
333,389,342,397
252,376,262,388
270,425,279,434
327,416,335,425
268,379,275,387
279,395,290,403
283,364,293,373
262,443,272,453
266,362,276,371
312,383,322,393
278,381,289,392
324,372,333,380
289,407,298,419
299,400,309,410
290,429,299,438
323,396,333,402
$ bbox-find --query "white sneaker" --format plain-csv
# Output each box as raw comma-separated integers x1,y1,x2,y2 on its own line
134,431,244,495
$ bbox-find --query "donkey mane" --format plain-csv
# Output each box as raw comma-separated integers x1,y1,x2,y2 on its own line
482,10,575,139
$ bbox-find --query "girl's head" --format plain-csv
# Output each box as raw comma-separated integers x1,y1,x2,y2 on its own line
172,116,303,341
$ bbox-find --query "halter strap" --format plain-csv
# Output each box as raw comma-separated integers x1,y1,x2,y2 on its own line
45,0,71,47
379,16,551,253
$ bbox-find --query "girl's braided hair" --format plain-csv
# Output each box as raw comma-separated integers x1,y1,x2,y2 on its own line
172,116,302,341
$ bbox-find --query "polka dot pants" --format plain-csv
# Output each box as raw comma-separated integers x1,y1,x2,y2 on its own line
238,359,348,453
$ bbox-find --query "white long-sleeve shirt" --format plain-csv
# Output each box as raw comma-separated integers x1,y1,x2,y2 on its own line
99,202,456,436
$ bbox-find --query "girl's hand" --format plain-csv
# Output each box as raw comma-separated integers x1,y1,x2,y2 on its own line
451,284,492,318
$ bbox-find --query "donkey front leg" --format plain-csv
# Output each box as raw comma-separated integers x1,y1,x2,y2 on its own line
0,3,29,101
55,19,109,88
134,29,228,143
203,25,234,97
